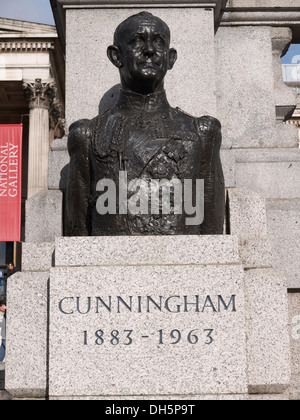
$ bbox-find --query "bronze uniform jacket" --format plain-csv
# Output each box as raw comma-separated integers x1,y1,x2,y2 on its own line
65,89,225,236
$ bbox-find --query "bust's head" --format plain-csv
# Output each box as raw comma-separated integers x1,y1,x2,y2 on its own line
107,12,177,95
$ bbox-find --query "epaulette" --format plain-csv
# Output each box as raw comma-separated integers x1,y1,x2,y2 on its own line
198,115,222,129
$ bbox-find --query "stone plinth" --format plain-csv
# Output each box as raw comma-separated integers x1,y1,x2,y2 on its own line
49,259,247,397
50,236,246,399
5,272,49,399
25,190,63,243
5,235,291,399
54,235,240,267
287,292,300,400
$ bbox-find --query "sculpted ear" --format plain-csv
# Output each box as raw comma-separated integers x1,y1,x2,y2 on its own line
107,45,122,68
168,48,177,70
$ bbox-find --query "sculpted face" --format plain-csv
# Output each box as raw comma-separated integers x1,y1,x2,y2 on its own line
108,13,177,94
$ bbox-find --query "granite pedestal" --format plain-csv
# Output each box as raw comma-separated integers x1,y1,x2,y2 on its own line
5,235,290,399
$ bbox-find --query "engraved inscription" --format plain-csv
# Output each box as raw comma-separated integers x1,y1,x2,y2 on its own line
57,294,237,348
82,329,215,346
58,294,237,315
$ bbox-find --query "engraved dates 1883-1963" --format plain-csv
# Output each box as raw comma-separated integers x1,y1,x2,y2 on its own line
82,329,215,346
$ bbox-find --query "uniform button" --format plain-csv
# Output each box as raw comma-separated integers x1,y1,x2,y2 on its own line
157,164,166,175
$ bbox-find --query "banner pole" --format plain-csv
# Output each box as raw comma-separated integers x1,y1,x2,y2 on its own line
13,241,17,268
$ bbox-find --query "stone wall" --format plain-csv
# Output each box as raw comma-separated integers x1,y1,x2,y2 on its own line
6,0,300,399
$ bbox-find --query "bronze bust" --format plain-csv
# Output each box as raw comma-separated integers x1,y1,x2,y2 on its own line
65,12,225,236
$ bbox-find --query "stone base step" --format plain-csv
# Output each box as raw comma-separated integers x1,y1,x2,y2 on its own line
0,363,4,390
0,363,13,400
0,390,12,400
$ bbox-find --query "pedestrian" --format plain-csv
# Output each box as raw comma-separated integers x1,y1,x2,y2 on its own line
7,263,17,278
0,300,6,362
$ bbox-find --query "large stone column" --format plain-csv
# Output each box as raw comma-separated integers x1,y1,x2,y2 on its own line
23,78,56,198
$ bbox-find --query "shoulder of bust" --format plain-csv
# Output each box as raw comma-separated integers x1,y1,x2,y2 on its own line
197,115,222,130
175,109,221,130
94,108,113,120
69,118,93,137
68,119,93,154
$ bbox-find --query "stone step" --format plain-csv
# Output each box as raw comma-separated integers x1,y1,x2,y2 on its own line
0,364,13,400
0,390,12,400
0,363,4,390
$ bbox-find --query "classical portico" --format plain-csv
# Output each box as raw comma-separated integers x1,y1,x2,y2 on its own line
0,17,65,275
0,18,65,245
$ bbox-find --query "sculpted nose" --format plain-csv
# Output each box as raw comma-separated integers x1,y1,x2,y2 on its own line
144,39,155,56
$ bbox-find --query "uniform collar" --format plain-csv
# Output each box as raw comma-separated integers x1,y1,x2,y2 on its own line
116,88,170,112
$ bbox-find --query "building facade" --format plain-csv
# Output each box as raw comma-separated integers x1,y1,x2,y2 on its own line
283,62,300,141
2,0,300,400
0,18,65,269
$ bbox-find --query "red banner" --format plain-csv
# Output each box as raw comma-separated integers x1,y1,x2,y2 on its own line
0,125,23,242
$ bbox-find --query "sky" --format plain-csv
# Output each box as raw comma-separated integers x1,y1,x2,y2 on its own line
0,0,55,26
282,44,300,65
0,0,299,63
